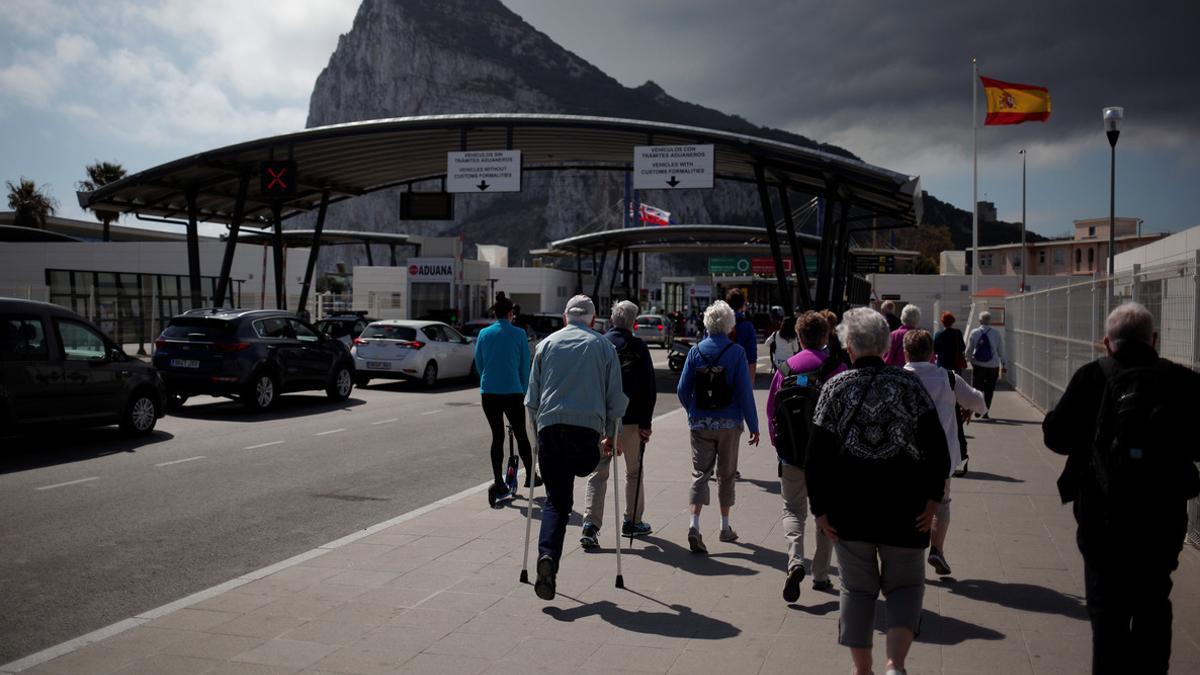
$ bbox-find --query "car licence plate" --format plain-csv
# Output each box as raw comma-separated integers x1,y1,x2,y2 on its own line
170,359,200,369
366,361,391,370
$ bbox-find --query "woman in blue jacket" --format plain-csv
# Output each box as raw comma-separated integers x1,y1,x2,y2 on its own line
677,300,760,554
474,294,537,504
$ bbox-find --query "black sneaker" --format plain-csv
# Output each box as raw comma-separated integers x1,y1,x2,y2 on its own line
579,522,600,550
621,520,652,537
928,546,952,576
486,482,506,508
687,527,707,554
534,555,557,600
783,566,806,603
812,579,835,592
524,474,543,489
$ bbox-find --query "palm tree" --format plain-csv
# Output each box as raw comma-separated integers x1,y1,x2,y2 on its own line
6,177,58,229
77,161,126,241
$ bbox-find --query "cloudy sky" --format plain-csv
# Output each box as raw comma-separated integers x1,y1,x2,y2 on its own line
2,0,1197,238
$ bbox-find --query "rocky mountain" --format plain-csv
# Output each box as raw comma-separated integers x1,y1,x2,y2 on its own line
302,0,1030,277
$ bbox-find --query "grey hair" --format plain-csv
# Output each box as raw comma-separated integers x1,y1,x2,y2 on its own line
610,300,640,330
900,304,921,328
1105,302,1154,349
979,311,992,325
880,300,896,314
837,307,891,358
704,300,736,337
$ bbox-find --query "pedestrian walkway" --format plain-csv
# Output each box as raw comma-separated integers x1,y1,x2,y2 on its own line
6,389,1198,674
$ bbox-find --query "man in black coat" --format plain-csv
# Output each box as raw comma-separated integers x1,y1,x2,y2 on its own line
1043,302,1200,675
580,300,658,547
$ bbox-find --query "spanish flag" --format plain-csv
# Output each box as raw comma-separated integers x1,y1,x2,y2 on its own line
981,76,1051,125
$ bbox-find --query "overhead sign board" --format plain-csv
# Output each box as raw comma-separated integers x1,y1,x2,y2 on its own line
399,192,454,220
750,257,794,275
446,150,521,193
708,256,750,274
853,255,896,274
634,144,714,190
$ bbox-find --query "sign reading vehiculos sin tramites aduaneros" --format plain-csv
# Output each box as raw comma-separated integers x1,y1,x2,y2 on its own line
446,150,522,193
634,144,715,190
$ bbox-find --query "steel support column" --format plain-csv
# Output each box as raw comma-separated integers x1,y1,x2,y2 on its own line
271,203,286,310
592,247,608,302
609,246,624,301
753,166,790,310
777,185,812,312
830,199,852,313
389,244,397,266
214,173,249,307
575,251,584,295
363,242,374,266
185,189,204,308
814,193,838,310
296,190,329,317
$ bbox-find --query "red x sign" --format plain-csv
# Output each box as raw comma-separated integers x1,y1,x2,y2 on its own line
260,161,297,197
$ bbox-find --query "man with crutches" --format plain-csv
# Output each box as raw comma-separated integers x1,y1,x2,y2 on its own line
522,295,628,601
580,300,657,548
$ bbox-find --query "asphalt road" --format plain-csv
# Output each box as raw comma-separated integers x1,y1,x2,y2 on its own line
0,349,690,664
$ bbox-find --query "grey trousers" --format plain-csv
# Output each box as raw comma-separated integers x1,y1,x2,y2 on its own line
689,427,741,508
780,463,832,580
583,425,645,527
834,540,925,649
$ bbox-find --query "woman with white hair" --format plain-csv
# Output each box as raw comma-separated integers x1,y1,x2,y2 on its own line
806,307,950,675
677,300,760,554
883,303,921,366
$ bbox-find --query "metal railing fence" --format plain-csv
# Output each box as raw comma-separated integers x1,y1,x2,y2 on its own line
1004,253,1200,549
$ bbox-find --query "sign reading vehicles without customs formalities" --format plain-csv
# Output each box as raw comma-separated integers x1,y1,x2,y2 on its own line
446,150,522,193
634,144,714,190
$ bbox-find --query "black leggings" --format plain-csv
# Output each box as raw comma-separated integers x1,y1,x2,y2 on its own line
481,393,533,484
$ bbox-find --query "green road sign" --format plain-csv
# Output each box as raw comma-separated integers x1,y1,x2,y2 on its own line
708,256,751,274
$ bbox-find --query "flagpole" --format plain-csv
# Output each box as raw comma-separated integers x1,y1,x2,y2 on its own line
971,58,979,301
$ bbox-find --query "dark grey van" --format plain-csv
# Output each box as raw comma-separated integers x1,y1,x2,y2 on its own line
0,298,166,435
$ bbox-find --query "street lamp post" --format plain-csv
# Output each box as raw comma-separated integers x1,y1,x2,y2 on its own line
1104,106,1123,314
1019,148,1026,293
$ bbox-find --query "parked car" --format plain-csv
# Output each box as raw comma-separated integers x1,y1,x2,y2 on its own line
313,312,376,347
520,313,565,341
634,314,673,347
351,320,475,388
153,309,355,411
460,319,495,339
1,298,166,435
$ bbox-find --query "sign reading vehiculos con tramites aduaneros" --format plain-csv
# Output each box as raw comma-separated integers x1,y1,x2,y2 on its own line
634,144,715,190
446,150,522,193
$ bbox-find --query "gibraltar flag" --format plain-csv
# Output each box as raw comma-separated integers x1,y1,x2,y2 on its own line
639,203,671,226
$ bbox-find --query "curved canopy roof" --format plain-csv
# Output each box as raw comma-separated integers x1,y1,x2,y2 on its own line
228,229,422,248
77,114,921,229
532,224,822,257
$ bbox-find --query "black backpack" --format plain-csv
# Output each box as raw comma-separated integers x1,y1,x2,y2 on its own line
772,356,842,467
1092,358,1200,504
694,343,736,410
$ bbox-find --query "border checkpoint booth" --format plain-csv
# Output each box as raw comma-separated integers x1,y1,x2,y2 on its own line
77,114,923,321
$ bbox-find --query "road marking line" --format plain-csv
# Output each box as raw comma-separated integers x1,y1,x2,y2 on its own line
35,476,99,491
244,440,284,449
420,410,443,416
156,456,205,467
371,418,399,425
315,428,346,436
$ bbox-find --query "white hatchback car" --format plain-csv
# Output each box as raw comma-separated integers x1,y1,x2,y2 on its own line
351,320,475,388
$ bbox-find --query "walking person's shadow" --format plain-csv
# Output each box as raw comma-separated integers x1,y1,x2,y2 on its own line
544,589,740,640
629,535,758,576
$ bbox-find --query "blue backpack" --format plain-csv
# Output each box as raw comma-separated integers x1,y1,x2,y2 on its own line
973,328,994,363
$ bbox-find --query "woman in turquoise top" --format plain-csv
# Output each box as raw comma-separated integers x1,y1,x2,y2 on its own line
474,294,536,503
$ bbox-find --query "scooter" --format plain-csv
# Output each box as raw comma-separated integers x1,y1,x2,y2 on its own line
668,337,693,373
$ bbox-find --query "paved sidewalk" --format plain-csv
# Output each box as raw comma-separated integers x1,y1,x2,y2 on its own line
6,388,1199,674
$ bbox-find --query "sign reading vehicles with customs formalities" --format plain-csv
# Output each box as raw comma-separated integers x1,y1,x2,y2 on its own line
634,144,714,190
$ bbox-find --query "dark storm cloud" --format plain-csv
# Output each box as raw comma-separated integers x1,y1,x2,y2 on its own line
508,0,1199,147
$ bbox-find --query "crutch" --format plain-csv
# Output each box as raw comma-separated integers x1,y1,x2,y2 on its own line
612,422,625,588
627,439,647,547
518,423,539,584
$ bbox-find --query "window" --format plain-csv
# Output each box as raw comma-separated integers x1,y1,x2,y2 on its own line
1055,249,1065,265
1039,250,1046,265
1088,226,1096,237
1011,254,1021,269
979,253,992,267
254,318,295,339
287,319,320,343
1088,248,1095,267
422,325,447,341
442,325,466,343
56,319,108,361
361,325,417,341
0,315,49,361
1075,249,1082,270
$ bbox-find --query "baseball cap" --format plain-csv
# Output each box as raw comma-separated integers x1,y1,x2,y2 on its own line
564,294,595,320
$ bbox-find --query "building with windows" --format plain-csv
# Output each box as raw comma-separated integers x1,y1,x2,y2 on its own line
974,217,1165,277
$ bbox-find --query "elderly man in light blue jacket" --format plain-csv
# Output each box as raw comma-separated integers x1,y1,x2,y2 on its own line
525,294,628,601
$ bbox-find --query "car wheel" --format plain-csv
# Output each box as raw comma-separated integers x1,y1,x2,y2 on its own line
245,372,278,411
354,374,370,388
120,391,159,436
327,365,353,401
422,360,438,389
